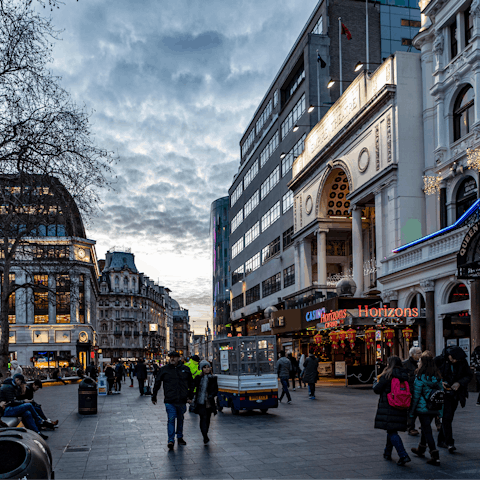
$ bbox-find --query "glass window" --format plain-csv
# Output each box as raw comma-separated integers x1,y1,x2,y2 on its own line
262,273,281,297
34,274,49,324
312,16,323,34
232,237,244,259
281,93,306,140
231,209,244,233
56,274,70,324
260,131,279,168
232,294,244,311
245,284,260,305
285,66,305,104
244,160,259,189
261,166,280,200
245,222,260,247
256,99,273,135
448,283,469,302
453,85,474,141
261,202,281,232
244,190,259,218
450,20,458,59
231,182,243,207
273,89,279,108
283,265,295,288
282,133,306,176
241,129,255,159
262,237,280,264
245,252,261,275
456,177,478,220
282,190,293,214
465,6,473,45
283,226,294,250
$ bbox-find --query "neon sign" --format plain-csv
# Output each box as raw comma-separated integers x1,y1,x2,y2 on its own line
358,306,419,318
306,308,348,322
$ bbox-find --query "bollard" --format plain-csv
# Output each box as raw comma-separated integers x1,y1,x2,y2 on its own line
78,377,98,415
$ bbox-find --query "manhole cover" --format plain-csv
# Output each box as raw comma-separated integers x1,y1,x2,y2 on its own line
64,446,91,453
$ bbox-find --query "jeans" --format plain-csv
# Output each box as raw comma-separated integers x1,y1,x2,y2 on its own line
115,377,122,391
138,379,145,395
107,378,114,393
438,395,459,446
197,404,212,438
308,383,316,397
418,414,436,451
385,430,408,458
279,377,291,402
32,402,47,421
165,403,186,443
5,404,43,433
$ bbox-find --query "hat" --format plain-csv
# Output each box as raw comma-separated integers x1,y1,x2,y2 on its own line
168,351,180,358
191,355,200,363
199,360,211,370
12,374,26,384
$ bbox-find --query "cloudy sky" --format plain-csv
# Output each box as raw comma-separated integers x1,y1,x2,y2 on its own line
46,0,319,333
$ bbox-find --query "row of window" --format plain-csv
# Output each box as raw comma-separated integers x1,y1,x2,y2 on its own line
231,209,243,233
282,134,306,177
231,265,295,311
241,129,255,159
261,201,281,231
231,182,243,207
245,222,260,248
261,166,280,200
281,93,306,140
256,99,273,135
285,67,305,104
450,6,473,60
244,160,259,189
260,131,279,168
244,190,259,219
312,15,323,35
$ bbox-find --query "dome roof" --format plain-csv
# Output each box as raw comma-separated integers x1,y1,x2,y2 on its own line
103,251,138,273
336,278,357,297
170,298,180,310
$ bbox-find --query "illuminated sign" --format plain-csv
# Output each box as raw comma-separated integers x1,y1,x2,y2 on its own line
358,306,419,318
149,324,158,332
306,308,348,323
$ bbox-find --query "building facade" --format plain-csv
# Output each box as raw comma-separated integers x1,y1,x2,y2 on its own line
210,197,230,337
172,301,190,357
97,250,167,363
227,0,420,337
378,0,480,359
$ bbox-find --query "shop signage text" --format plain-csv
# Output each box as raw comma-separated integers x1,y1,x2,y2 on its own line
358,306,419,318
306,308,348,323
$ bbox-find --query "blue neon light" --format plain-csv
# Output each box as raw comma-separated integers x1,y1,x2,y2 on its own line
392,199,480,254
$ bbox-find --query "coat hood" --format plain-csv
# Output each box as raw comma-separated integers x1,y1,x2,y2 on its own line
392,367,409,382
448,346,467,361
10,360,18,368
417,374,441,388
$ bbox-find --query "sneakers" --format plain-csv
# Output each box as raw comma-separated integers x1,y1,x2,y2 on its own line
167,442,174,450
39,433,48,440
287,401,292,404
397,455,411,466
177,438,187,446
292,388,296,391
309,396,316,400
447,445,456,454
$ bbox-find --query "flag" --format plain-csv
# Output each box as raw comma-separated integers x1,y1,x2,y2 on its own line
317,54,326,68
341,23,352,40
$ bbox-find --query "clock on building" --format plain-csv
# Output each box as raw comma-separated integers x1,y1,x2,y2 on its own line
79,331,88,343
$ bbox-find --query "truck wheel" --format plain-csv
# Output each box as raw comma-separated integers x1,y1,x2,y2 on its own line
260,409,268,414
231,406,239,415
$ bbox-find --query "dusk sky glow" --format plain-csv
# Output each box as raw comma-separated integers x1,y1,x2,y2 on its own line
46,0,319,333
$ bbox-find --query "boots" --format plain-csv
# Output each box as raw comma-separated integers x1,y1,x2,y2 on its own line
426,449,440,466
411,444,427,457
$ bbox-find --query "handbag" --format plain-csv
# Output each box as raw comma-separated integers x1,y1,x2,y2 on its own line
189,396,197,413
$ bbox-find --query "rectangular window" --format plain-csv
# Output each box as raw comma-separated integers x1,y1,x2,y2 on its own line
273,89,279,108
232,293,244,311
245,284,261,305
232,265,244,285
312,16,323,34
262,273,281,297
281,93,306,140
465,7,473,45
244,160,259,188
34,274,49,324
260,131,279,168
260,166,280,200
5,274,15,324
401,38,413,46
232,237,244,259
282,190,294,214
283,265,295,288
78,274,85,324
261,201,281,232
245,222,260,247
56,274,70,323
241,129,255,159
231,209,244,233
282,133,306,176
283,226,294,250
401,19,421,27
285,66,305,104
262,237,280,264
231,183,243,207
244,190,259,218
245,252,261,275
256,99,273,135
450,20,458,59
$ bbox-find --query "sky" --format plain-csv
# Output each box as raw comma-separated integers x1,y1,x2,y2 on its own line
46,0,319,333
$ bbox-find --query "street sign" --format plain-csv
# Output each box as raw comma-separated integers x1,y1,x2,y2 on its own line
93,346,99,351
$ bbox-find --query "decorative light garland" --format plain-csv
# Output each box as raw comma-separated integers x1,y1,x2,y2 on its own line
466,147,480,171
423,173,443,195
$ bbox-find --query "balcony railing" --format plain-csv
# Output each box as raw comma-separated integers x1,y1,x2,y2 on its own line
134,331,140,336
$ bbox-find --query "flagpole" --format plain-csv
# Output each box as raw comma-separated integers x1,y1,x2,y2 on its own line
366,0,369,71
339,17,343,95
316,49,320,123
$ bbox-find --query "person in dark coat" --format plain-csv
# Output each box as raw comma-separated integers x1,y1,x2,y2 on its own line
115,362,124,392
134,358,148,396
302,351,319,399
86,363,98,381
193,360,218,444
373,356,411,466
105,364,115,394
287,353,299,391
402,346,421,436
17,379,58,428
152,351,194,450
471,345,480,406
435,346,473,453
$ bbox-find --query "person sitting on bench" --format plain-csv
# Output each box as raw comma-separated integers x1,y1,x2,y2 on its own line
18,379,58,428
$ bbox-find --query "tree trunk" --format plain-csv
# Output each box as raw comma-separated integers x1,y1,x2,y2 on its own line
0,262,11,378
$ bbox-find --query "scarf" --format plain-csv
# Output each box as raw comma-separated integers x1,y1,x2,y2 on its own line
197,374,211,405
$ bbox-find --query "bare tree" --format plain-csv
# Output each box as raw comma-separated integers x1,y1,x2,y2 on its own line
0,0,115,376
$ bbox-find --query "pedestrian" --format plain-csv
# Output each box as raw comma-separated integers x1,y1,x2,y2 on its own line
115,362,124,392
151,351,194,450
373,356,411,466
302,350,319,399
185,355,202,381
134,358,148,396
18,379,59,429
129,363,134,387
10,360,23,377
105,364,115,394
402,346,422,436
287,353,299,391
471,345,480,406
52,368,67,385
276,351,292,404
435,346,473,453
409,352,444,466
299,353,306,388
86,362,98,381
193,360,218,444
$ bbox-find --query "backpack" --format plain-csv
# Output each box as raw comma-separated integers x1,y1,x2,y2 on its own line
387,378,412,409
426,388,444,410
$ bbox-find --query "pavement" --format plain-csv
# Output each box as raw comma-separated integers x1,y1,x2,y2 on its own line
31,379,480,480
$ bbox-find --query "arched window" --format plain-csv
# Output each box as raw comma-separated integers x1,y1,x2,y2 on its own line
448,283,469,303
453,85,474,141
123,277,128,289
114,276,119,286
456,177,477,220
101,323,107,331
409,294,425,309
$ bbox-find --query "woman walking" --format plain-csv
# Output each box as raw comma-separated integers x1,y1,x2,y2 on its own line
409,352,444,466
193,360,218,444
373,356,411,466
299,353,306,388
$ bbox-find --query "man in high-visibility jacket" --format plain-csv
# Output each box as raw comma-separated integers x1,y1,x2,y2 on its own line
185,355,201,381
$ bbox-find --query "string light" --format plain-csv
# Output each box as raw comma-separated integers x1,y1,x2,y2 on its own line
466,147,480,171
423,174,442,195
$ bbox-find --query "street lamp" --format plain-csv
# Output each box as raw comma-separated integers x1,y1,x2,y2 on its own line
354,61,383,72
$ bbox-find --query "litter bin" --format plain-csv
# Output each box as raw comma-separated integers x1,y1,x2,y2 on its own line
78,377,97,415
0,427,53,479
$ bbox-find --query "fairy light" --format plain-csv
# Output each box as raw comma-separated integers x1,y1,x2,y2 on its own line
423,174,442,195
466,147,480,171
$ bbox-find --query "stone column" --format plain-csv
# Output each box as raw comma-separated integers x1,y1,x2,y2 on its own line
48,274,56,324
421,280,436,354
317,229,329,296
299,239,312,290
436,97,445,150
352,206,364,297
70,274,79,324
416,292,423,348
471,279,480,351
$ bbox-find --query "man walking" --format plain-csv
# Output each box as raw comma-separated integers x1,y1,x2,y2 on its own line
134,358,148,396
152,351,194,450
86,363,98,381
303,350,319,399
115,362,124,392
287,353,299,391
403,346,422,435
276,351,292,404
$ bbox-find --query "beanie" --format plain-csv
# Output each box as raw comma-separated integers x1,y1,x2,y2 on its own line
199,360,211,370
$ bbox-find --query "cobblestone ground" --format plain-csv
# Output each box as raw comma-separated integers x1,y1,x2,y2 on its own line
33,380,480,480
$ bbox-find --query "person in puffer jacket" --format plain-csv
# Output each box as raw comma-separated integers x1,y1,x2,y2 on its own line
410,353,444,466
